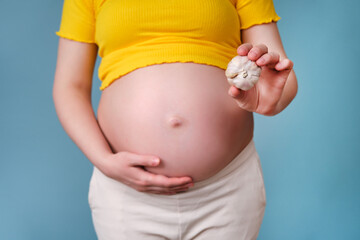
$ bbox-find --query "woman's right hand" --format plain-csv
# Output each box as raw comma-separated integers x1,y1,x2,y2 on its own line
54,38,193,195
101,151,194,195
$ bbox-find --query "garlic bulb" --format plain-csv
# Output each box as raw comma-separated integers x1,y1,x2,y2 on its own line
225,56,261,91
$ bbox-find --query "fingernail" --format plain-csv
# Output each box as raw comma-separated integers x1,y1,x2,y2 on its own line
152,158,160,165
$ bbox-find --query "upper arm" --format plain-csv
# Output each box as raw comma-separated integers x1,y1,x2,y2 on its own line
241,22,288,60
53,37,98,93
54,0,97,93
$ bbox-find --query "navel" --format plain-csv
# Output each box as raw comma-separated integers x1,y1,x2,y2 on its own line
167,116,184,128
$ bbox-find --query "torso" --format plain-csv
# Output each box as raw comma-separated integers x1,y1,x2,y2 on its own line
97,63,254,182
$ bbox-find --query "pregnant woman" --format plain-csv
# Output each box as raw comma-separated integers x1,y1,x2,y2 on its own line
53,0,297,239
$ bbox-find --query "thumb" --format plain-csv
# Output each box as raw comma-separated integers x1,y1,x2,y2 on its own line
228,85,257,112
128,153,161,167
228,86,245,100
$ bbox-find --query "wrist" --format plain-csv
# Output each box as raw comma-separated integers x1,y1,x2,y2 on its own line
90,151,115,176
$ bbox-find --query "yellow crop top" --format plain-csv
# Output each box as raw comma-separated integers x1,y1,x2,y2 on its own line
56,0,280,90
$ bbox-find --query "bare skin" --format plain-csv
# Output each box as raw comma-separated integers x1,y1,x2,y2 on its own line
229,23,298,115
97,62,254,182
53,22,297,195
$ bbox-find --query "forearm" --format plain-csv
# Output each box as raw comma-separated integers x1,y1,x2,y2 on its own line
53,85,112,171
275,69,298,114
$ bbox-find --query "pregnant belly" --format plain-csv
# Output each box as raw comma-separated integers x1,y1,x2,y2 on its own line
97,63,254,182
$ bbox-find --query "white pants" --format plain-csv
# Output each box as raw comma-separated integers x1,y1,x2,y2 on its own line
88,139,266,240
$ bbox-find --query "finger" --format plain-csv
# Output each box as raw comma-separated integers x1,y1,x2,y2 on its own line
228,85,242,97
137,181,194,191
138,171,193,188
247,44,268,61
142,184,193,193
275,58,294,71
132,181,193,195
170,183,194,191
127,152,161,167
256,52,280,67
146,190,179,195
237,43,253,56
228,86,256,112
149,191,177,195
133,186,177,195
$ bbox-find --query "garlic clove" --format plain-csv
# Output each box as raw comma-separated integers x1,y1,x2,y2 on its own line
225,55,261,91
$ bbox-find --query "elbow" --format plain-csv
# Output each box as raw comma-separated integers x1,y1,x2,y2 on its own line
52,76,92,111
52,78,68,109
52,79,62,110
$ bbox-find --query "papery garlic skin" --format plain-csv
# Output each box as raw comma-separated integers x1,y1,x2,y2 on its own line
225,56,261,91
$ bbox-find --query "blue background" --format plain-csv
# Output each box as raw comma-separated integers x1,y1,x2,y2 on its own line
1,0,359,239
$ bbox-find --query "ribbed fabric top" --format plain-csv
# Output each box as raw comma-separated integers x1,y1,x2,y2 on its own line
56,0,280,90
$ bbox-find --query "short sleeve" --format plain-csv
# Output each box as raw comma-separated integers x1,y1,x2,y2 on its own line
236,0,281,30
56,0,96,43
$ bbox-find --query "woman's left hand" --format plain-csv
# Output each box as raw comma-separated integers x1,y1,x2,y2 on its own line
228,43,294,116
